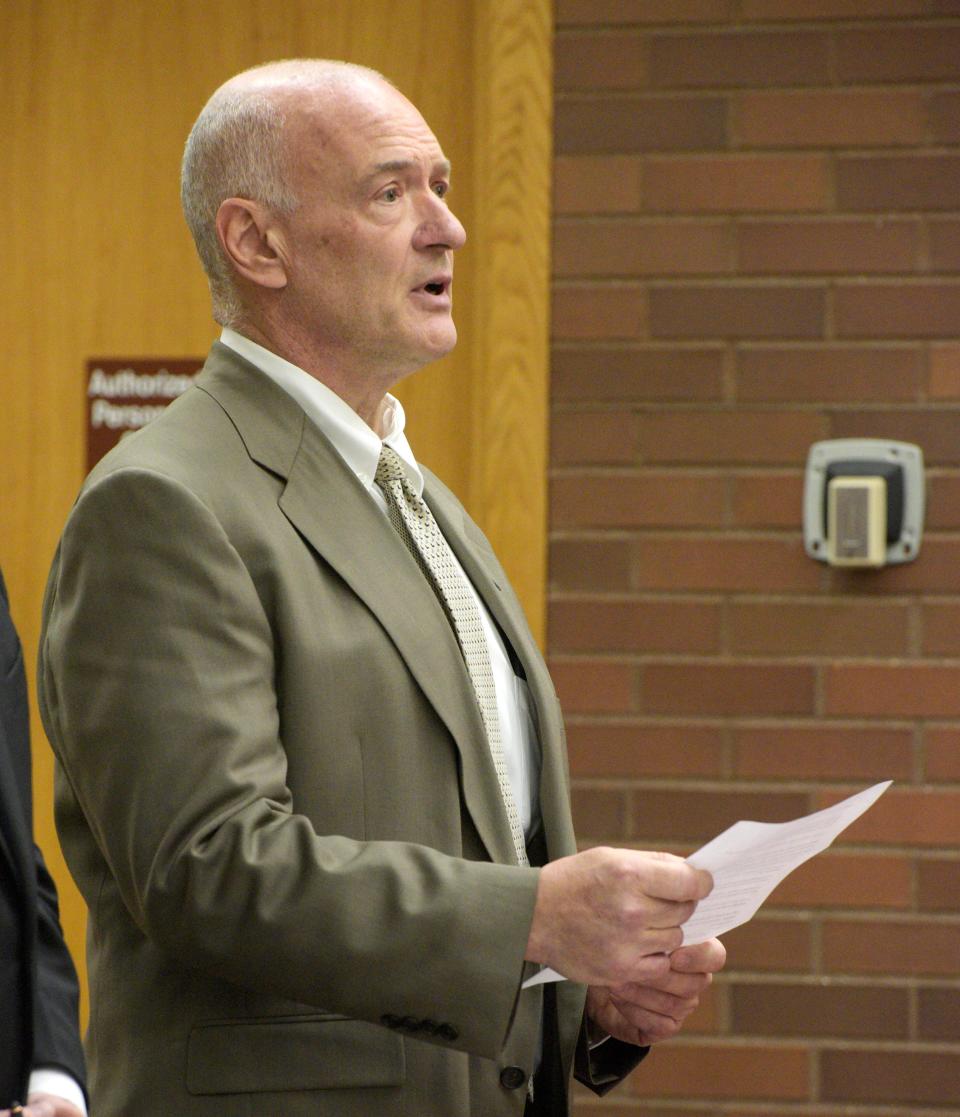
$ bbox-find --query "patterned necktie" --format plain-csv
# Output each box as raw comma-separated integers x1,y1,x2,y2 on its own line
375,443,529,867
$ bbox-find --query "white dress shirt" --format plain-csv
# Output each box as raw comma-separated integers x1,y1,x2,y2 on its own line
219,329,542,842
28,1067,87,1114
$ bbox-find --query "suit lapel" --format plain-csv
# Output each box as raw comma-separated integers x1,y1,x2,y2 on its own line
197,346,520,866
425,480,576,862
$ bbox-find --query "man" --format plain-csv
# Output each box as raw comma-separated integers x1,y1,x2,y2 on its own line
38,60,724,1115
0,569,86,1117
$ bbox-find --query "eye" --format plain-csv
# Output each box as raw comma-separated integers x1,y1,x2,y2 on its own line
379,185,402,203
432,181,450,199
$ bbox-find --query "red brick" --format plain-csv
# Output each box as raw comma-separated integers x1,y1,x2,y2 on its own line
921,601,960,654
919,985,960,1040
828,409,960,466
639,410,826,463
650,284,826,339
556,0,735,25
837,154,960,212
684,981,719,1034
730,473,804,527
635,536,822,592
571,787,628,841
926,726,960,781
552,472,727,528
729,599,910,656
552,345,726,403
645,155,829,213
550,658,636,714
769,853,911,909
738,89,924,147
930,90,960,144
551,411,637,467
824,919,960,975
627,1042,809,1100
552,284,647,339
928,342,960,398
549,596,722,652
566,721,726,778
736,344,924,403
553,218,732,278
826,664,960,719
650,30,831,89
836,25,960,82
631,787,810,843
642,662,815,716
549,538,632,593
555,96,726,155
826,787,960,847
731,980,908,1037
555,31,647,92
917,858,960,912
822,1048,960,1106
724,916,812,971
737,218,919,274
734,724,913,781
929,217,960,272
553,155,642,215
835,282,960,339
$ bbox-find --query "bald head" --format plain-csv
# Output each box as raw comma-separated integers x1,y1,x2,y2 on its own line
181,60,391,325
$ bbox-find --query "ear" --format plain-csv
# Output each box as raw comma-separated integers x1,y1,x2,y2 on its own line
215,198,289,290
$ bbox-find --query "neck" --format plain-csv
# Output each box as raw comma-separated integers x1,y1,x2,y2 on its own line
233,318,397,434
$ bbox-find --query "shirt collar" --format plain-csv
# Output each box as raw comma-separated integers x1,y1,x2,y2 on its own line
220,328,424,496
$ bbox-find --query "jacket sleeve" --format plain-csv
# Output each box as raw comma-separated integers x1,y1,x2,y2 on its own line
0,569,86,1101
31,844,87,1098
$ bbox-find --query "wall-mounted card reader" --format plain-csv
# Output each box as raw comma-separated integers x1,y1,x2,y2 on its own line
803,439,924,568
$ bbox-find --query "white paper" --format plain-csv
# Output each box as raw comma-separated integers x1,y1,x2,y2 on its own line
523,780,891,988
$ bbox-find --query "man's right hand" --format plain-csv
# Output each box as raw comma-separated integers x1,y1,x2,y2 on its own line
524,847,713,987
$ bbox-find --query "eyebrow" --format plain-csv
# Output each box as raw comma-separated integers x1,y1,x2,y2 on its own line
369,157,452,178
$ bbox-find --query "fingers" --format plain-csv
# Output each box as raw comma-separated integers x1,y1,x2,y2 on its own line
526,847,715,988
587,984,687,1047
670,936,727,975
638,851,714,904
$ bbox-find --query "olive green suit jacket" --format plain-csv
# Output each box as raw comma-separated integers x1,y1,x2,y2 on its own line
38,345,635,1115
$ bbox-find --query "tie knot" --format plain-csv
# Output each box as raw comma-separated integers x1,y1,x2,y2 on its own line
376,443,407,488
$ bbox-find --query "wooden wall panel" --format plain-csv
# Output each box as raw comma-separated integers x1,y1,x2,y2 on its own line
1,0,551,1017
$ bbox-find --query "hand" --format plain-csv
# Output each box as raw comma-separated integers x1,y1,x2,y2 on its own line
586,937,727,1047
1,1094,86,1117
525,847,713,987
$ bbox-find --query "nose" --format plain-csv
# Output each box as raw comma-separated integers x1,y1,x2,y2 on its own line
414,194,467,252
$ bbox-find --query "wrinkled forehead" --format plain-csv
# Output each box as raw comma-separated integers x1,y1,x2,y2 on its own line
284,78,448,188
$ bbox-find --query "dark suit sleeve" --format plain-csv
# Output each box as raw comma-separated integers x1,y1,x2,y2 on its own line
574,1026,648,1096
0,570,86,1099
31,846,86,1092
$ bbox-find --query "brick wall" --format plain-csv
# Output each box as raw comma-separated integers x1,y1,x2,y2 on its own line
549,3,960,1113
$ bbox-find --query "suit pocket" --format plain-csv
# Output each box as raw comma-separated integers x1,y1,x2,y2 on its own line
186,1013,406,1095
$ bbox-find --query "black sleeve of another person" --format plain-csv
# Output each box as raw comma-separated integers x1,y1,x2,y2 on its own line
0,568,86,1104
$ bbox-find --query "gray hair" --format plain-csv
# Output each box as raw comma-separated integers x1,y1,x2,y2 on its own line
180,60,390,327
181,90,297,326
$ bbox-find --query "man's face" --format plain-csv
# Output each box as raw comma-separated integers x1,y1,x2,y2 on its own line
276,80,467,385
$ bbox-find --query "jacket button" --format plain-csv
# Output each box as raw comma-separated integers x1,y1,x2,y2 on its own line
500,1066,527,1090
437,1023,459,1041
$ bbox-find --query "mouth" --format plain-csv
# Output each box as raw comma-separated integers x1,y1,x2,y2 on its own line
414,274,452,299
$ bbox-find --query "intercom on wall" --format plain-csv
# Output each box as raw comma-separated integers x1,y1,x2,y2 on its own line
802,439,925,568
